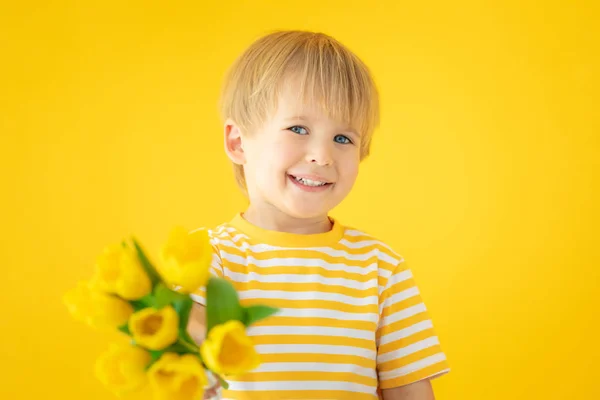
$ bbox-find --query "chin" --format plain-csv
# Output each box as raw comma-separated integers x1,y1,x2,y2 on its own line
283,203,331,220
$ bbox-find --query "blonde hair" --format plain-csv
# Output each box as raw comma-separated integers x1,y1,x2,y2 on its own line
219,30,380,191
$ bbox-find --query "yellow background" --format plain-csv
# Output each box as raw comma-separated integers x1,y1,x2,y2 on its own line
2,1,598,399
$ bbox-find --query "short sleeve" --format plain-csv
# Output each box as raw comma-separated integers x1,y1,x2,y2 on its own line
190,238,224,306
376,260,450,389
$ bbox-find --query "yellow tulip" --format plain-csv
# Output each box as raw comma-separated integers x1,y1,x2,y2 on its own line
158,226,212,293
92,243,152,300
129,306,179,350
200,320,260,376
148,353,208,400
95,343,151,396
63,281,133,329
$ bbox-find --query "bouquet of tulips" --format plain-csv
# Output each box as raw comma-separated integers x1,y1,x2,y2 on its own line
63,227,278,400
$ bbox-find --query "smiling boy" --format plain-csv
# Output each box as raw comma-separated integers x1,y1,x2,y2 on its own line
190,30,450,400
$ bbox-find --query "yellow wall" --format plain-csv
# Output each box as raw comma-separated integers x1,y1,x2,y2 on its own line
2,1,598,399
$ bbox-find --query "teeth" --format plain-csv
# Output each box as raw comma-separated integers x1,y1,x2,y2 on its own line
294,176,327,187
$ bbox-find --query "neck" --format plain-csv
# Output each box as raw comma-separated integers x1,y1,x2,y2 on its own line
243,203,332,234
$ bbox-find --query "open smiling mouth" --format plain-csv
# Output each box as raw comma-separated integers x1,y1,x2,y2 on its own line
287,174,334,191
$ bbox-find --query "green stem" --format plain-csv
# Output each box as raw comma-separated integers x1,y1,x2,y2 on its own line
178,338,199,353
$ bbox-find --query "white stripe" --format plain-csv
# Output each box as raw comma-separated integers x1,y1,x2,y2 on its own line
341,234,396,253
378,352,447,380
210,253,222,269
239,289,378,306
340,238,391,250
217,241,391,262
385,269,413,287
223,268,378,290
215,232,248,243
380,269,413,296
221,252,377,276
213,224,237,232
213,227,402,263
379,286,420,315
343,229,371,237
209,226,230,237
380,303,427,327
248,325,375,341
378,320,434,346
387,286,420,304
213,231,232,240
378,252,403,266
190,292,205,304
254,362,377,379
276,308,378,323
227,380,375,394
378,336,440,363
256,343,376,359
229,233,248,243
209,224,233,235
377,266,394,280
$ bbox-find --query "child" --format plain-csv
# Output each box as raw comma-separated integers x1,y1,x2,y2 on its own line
189,30,450,400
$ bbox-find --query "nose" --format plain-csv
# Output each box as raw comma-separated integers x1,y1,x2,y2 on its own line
306,140,334,166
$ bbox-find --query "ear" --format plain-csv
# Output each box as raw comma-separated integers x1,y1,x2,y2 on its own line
224,119,245,165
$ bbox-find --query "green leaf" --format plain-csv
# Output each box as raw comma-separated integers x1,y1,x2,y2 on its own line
131,237,163,288
216,374,229,390
147,350,164,369
206,277,244,332
243,305,279,327
163,340,199,354
117,323,131,335
180,327,197,347
130,294,154,311
194,352,229,389
153,283,187,309
174,296,194,331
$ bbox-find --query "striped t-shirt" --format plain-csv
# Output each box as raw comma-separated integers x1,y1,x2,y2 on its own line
192,214,449,399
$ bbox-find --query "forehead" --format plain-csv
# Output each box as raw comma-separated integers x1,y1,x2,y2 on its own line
270,79,357,133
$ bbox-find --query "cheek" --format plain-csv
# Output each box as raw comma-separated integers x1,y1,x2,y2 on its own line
251,138,296,187
268,137,303,171
338,153,360,182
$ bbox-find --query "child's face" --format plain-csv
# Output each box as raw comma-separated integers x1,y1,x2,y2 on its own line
240,82,361,220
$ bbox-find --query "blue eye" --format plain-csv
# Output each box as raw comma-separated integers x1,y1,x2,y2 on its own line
334,134,352,144
289,126,308,135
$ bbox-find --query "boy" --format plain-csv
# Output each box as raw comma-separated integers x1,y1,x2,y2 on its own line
189,30,450,399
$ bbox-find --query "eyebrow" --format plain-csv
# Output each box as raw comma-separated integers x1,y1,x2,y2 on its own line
284,116,310,122
283,116,360,138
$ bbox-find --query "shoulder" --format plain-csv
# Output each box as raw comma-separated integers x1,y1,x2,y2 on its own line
339,224,406,269
340,226,417,294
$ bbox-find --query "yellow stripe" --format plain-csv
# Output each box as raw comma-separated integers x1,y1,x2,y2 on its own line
259,352,376,369
380,277,416,298
242,298,377,314
218,241,402,259
377,328,438,355
232,281,378,298
379,311,429,333
233,371,377,387
378,360,450,389
222,390,377,400
382,293,424,316
341,233,374,242
251,334,374,349
378,344,445,372
223,261,378,282
218,245,379,261
377,258,398,272
252,316,377,331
